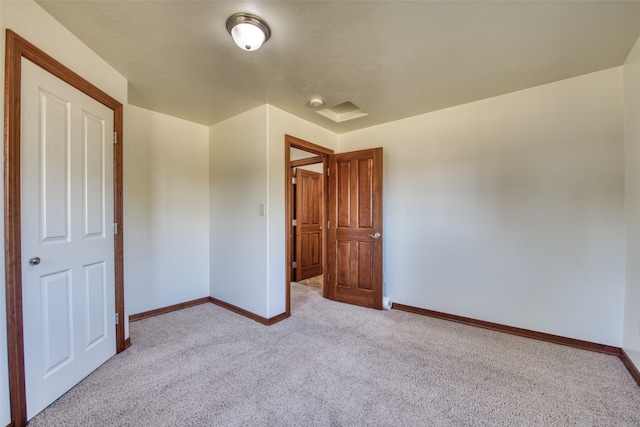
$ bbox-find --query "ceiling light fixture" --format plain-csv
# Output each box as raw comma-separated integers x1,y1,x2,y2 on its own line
226,12,271,51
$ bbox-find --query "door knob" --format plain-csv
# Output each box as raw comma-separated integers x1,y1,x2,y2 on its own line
29,257,41,266
369,233,381,239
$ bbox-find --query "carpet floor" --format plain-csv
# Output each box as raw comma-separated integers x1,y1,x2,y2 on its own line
29,283,640,426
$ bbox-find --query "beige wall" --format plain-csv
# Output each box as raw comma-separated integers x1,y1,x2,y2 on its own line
624,35,640,369
339,68,626,346
125,105,210,316
0,1,128,423
210,106,270,316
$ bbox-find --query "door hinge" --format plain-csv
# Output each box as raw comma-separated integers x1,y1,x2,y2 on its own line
292,261,297,268
113,131,117,144
292,219,297,226
115,312,119,325
327,168,330,176
292,177,297,184
113,223,118,234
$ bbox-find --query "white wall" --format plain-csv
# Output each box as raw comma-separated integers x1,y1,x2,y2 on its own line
210,105,338,318
339,68,626,346
0,1,128,423
624,35,640,368
266,105,338,317
125,105,210,315
210,106,270,316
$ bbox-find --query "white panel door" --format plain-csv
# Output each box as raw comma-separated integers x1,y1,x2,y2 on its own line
21,58,116,420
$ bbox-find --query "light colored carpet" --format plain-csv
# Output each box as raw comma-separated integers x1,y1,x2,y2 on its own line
29,283,640,426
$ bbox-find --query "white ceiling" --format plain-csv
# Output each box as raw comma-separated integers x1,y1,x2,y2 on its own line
36,1,640,134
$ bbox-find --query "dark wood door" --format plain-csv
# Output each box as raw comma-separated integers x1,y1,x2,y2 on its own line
295,169,323,280
328,148,383,308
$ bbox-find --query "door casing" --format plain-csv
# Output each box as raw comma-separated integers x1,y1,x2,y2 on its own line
4,30,126,427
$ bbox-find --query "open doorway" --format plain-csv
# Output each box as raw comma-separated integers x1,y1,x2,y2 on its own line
285,135,334,316
285,134,384,315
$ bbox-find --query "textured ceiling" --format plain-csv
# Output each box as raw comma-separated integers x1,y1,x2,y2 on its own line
36,1,640,134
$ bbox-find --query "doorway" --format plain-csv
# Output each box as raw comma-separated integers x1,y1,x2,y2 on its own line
285,134,385,314
285,135,333,315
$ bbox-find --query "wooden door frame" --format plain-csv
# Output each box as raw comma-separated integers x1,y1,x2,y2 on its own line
4,30,126,427
285,135,333,316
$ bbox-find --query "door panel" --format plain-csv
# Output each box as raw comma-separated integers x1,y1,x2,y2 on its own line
357,159,373,227
84,261,108,349
21,58,116,420
40,89,70,242
295,169,323,280
357,241,374,290
41,270,73,376
328,148,383,308
84,111,107,238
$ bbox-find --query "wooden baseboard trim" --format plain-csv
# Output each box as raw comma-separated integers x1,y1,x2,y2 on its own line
621,350,640,387
265,311,289,325
124,337,132,349
208,297,289,325
129,297,211,322
127,296,289,326
392,303,622,356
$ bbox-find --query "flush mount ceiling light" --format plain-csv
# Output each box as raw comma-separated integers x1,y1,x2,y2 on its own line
226,12,271,51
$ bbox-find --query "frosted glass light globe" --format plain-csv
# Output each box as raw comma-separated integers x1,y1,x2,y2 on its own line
231,23,266,51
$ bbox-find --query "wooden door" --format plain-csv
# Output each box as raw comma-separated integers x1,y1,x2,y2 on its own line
328,148,383,308
21,58,116,419
295,169,323,280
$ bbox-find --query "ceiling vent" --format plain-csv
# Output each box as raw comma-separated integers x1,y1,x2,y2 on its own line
316,101,368,123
